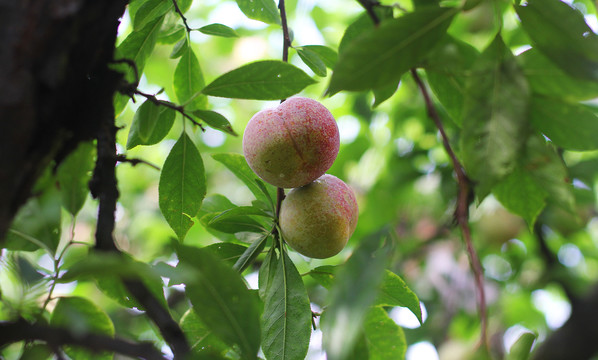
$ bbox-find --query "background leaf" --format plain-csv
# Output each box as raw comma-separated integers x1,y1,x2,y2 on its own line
327,7,455,94
57,141,95,216
516,0,598,81
50,297,115,360
364,307,407,360
159,132,206,240
322,230,392,360
199,23,239,38
202,61,316,100
460,35,530,197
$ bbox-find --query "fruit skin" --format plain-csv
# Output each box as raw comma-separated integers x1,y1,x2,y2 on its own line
242,97,340,188
280,174,358,259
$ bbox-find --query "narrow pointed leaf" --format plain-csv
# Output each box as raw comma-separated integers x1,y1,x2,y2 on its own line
202,61,316,100
235,0,281,24
327,7,456,94
133,0,173,30
297,47,327,77
192,110,237,136
199,23,239,38
299,45,338,69
177,244,261,360
159,133,206,240
259,248,312,360
174,47,207,111
57,141,95,216
460,35,530,197
233,232,270,273
507,332,536,360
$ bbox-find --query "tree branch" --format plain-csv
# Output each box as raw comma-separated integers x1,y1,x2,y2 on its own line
410,68,487,347
134,89,205,131
0,318,167,360
90,112,190,359
172,0,192,33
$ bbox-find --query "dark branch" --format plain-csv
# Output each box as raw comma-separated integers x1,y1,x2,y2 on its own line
409,68,487,347
172,0,193,33
134,89,206,131
0,318,167,360
356,0,381,25
116,155,161,171
91,112,190,358
279,0,292,64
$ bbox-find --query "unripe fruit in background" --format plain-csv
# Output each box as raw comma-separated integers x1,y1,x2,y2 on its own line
280,174,358,259
242,97,340,188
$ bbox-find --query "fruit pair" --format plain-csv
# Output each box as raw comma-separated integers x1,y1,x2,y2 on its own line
243,97,358,259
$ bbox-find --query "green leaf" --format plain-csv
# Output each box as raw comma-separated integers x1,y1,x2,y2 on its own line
113,16,165,115
506,331,536,360
211,153,277,205
192,110,237,136
322,229,392,360
50,297,114,360
516,0,598,81
376,270,422,324
530,97,598,151
493,167,547,227
199,23,239,38
364,307,407,360
202,60,316,100
177,244,261,360
127,101,176,149
259,247,312,360
235,0,281,25
424,35,479,125
159,132,206,240
170,37,189,59
158,24,186,44
460,35,531,198
19,344,53,360
338,8,393,54
200,211,266,234
174,47,207,111
372,80,400,108
523,136,575,213
299,45,338,69
134,0,173,30
307,265,337,289
518,49,598,101
57,141,95,216
296,47,328,77
204,242,249,265
4,185,61,254
181,309,229,358
327,7,456,95
60,252,168,310
233,231,270,273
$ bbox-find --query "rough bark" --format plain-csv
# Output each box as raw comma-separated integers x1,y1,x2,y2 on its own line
0,0,128,240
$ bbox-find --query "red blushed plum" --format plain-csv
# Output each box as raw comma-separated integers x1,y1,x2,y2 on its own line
279,174,358,259
242,97,340,188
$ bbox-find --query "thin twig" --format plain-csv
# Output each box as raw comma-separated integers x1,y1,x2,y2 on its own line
279,0,292,64
356,0,381,24
116,155,161,171
171,0,193,33
410,68,487,347
134,89,205,131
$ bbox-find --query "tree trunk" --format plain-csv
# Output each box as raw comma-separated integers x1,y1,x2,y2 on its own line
0,0,128,241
